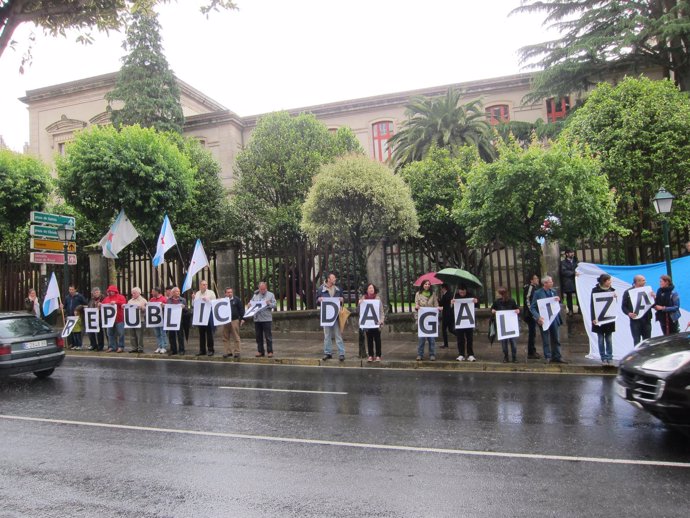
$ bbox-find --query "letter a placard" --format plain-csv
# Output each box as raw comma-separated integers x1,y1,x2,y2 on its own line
359,300,381,329
453,298,476,329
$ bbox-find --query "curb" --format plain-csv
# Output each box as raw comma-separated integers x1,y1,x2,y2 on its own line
65,351,618,375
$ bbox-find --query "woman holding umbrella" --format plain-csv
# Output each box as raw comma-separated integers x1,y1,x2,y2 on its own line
415,280,441,361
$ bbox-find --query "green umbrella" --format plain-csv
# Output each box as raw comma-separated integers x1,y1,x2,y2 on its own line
435,267,483,288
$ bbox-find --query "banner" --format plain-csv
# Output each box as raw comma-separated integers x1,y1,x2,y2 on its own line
243,300,266,320
417,307,438,338
320,297,341,327
211,298,232,325
359,300,381,329
591,291,617,325
123,304,142,328
576,259,690,360
84,308,100,333
100,304,117,329
537,297,560,331
146,302,164,328
453,298,476,329
164,304,183,331
496,310,520,341
61,316,79,338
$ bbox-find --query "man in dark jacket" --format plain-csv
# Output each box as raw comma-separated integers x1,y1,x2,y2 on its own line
621,275,653,346
63,285,87,349
222,287,245,359
530,275,567,364
559,249,579,315
439,284,455,348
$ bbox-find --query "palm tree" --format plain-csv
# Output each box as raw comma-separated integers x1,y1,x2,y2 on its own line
389,88,495,168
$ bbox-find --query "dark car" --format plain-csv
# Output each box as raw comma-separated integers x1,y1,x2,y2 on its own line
616,332,690,428
0,312,65,379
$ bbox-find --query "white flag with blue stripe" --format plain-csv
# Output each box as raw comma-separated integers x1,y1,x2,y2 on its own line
181,239,209,293
42,273,60,317
152,215,177,267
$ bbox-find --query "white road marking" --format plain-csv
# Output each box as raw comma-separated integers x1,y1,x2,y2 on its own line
1,414,688,468
219,386,347,395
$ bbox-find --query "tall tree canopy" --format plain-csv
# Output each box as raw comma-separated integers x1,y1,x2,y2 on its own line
459,138,614,255
231,112,363,244
389,88,495,168
560,77,690,258
105,0,183,133
0,1,237,69
513,0,690,101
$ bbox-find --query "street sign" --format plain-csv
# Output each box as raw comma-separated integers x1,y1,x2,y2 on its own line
29,252,78,265
30,211,75,227
30,238,77,253
30,225,77,240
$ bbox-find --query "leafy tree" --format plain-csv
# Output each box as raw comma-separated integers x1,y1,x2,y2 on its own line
301,154,419,287
459,138,615,266
388,88,495,168
56,124,194,245
231,112,364,244
0,1,238,69
0,149,52,255
399,145,493,274
105,0,183,133
513,0,690,101
560,77,690,261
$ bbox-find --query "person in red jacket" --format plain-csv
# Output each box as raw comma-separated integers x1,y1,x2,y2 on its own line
102,285,127,353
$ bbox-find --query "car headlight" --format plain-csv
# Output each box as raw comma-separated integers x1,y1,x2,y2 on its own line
641,351,690,372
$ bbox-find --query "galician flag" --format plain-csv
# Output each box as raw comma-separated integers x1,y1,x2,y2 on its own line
98,209,140,259
182,239,209,293
152,215,177,267
42,273,60,317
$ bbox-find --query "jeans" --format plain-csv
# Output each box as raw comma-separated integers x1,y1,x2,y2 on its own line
106,322,125,351
501,338,517,359
417,337,436,358
153,327,168,350
597,332,613,361
323,324,345,356
540,324,562,361
255,321,273,355
629,318,651,346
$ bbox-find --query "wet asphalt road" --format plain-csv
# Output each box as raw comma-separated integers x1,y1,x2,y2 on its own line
1,357,689,518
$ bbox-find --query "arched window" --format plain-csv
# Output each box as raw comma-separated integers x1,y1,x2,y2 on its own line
486,104,510,125
546,97,570,123
372,121,394,162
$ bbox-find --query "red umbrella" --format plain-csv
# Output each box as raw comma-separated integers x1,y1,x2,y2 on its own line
413,272,443,287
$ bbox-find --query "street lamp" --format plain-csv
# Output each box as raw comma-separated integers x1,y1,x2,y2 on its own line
56,225,75,300
652,187,675,277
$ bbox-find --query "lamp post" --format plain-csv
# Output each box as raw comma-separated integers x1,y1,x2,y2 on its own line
56,225,75,299
652,187,675,278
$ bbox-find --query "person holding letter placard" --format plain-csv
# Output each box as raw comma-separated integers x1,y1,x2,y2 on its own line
86,287,105,351
317,274,346,361
654,275,681,336
439,284,454,349
590,274,617,365
222,287,244,359
127,287,147,353
415,280,441,361
250,281,277,358
149,287,169,354
530,276,567,364
621,275,654,346
166,287,188,355
359,283,384,362
192,280,217,357
491,287,520,363
102,285,127,353
451,285,478,361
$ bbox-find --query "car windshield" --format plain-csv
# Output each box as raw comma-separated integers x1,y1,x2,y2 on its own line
0,317,54,340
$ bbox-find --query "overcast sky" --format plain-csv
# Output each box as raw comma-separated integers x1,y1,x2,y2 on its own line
0,0,555,152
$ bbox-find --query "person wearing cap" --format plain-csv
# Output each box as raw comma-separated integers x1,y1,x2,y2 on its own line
559,248,579,315
102,285,127,353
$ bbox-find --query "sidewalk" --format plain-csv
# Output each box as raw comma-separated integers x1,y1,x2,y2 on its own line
67,327,617,375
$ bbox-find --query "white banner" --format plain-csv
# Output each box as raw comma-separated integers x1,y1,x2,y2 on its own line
626,287,654,320
100,304,117,329
592,291,617,325
61,316,79,338
320,297,341,327
123,304,142,329
537,297,560,331
145,302,164,328
243,300,266,320
453,298,476,329
211,298,232,325
192,299,212,326
83,308,100,333
417,307,439,338
496,310,520,341
164,305,183,331
359,300,381,329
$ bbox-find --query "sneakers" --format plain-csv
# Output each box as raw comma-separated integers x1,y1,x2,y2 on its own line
416,356,422,361
456,355,465,361
374,356,381,362
322,354,332,361
527,353,542,359
367,356,374,362
429,355,436,361
467,355,476,362
339,355,345,362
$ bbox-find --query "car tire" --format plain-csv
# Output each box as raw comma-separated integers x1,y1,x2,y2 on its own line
33,368,55,379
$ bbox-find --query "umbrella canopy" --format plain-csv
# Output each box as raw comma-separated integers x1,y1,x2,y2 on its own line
413,272,443,287
435,268,483,288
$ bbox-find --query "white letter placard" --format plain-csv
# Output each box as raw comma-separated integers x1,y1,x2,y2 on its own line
164,304,183,331
84,308,100,333
243,301,266,320
453,298,476,329
592,291,617,325
417,307,438,337
61,316,79,338
146,302,164,328
496,310,520,341
628,287,654,320
537,297,560,330
123,304,142,329
100,304,117,329
359,300,381,329
192,299,212,326
320,297,341,327
212,298,232,325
